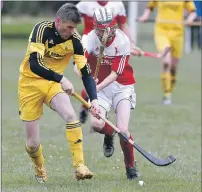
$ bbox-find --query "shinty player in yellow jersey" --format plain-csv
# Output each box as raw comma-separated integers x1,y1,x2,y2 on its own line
18,3,100,183
138,1,196,105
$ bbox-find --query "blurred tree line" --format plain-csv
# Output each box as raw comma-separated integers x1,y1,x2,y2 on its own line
2,1,148,17
2,1,79,16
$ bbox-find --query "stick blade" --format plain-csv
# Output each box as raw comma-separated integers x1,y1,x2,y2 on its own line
151,155,176,167
133,142,176,167
168,155,176,163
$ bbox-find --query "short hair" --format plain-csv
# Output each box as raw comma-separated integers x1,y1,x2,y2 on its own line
56,3,81,24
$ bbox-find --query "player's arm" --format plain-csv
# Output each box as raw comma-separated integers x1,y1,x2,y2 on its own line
72,34,97,101
97,54,129,92
116,2,141,55
184,1,197,25
29,22,63,82
138,1,157,22
117,2,133,43
96,70,118,92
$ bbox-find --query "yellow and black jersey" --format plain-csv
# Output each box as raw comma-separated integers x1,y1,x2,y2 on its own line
147,1,196,32
19,21,90,82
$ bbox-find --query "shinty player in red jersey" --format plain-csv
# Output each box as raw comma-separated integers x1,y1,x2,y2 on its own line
74,7,139,180
76,0,142,123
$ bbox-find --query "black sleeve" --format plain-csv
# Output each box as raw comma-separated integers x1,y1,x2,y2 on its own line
80,64,97,101
72,33,97,101
29,53,63,82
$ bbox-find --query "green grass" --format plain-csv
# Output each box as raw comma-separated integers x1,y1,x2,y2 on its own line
2,38,201,192
2,20,84,37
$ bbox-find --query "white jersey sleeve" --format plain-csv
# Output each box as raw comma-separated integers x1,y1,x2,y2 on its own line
117,2,127,17
81,31,97,54
113,2,127,24
76,1,87,15
115,30,130,56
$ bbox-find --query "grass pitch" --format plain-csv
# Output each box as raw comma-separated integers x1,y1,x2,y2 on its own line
2,38,201,192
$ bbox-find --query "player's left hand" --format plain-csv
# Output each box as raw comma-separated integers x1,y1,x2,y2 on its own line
90,99,100,119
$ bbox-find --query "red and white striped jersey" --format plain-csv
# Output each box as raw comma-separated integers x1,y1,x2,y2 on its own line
76,1,127,35
83,29,135,85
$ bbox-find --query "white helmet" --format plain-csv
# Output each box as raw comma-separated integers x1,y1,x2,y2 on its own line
93,7,117,42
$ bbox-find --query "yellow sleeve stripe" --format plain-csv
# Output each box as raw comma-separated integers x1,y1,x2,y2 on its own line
37,52,49,70
73,33,81,41
47,22,53,28
36,23,47,43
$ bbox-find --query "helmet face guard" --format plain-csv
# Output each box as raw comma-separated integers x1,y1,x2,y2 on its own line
93,8,117,43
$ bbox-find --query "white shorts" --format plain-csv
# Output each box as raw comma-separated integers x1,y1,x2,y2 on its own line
97,81,136,112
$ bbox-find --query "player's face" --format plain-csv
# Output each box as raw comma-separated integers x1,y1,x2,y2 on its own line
56,18,77,39
95,26,116,42
96,28,106,41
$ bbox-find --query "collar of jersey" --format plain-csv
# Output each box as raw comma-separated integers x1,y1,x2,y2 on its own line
105,35,115,47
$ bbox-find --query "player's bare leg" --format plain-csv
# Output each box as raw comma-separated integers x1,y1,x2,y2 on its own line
161,47,172,105
116,99,139,180
170,57,179,93
50,93,93,180
90,106,115,158
25,120,48,183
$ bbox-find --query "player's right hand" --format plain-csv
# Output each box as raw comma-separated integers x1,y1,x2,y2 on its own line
137,16,148,23
60,76,75,95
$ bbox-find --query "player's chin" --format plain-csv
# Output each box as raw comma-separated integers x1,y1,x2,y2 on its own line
61,34,71,40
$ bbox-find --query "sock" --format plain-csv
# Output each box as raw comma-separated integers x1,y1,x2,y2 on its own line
66,121,84,167
26,144,44,166
120,135,135,168
81,89,89,110
170,74,176,92
99,122,114,136
161,72,171,97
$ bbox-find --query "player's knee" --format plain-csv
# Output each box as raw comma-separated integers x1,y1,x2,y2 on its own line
90,118,104,132
63,110,77,123
117,124,129,135
163,63,170,71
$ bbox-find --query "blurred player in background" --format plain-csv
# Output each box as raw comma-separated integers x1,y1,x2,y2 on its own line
193,1,202,49
75,7,139,179
76,0,141,123
18,3,100,183
138,1,196,105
